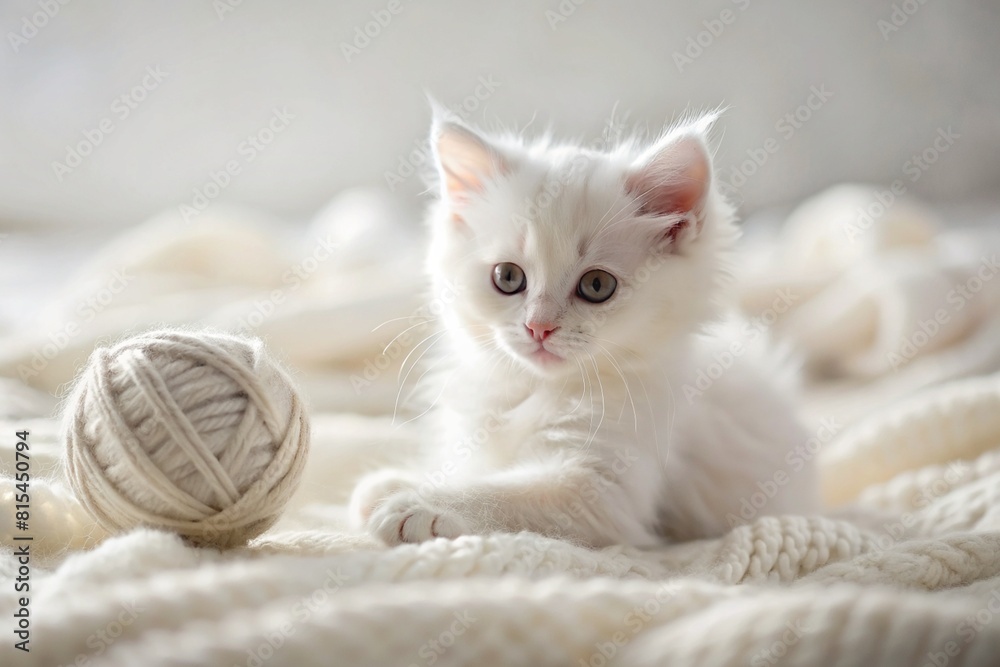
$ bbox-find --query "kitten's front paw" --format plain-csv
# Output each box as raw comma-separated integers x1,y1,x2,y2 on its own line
367,491,470,545
349,469,422,529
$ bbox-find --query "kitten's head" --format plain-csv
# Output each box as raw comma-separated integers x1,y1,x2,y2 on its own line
426,110,737,377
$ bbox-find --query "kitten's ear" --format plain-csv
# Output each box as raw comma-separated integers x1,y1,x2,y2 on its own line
626,117,716,249
432,119,507,210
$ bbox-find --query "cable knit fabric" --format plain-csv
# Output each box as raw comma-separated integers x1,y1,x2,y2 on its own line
2,187,1000,666
1,371,1000,666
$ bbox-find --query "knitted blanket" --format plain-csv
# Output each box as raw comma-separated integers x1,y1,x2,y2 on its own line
2,186,1000,666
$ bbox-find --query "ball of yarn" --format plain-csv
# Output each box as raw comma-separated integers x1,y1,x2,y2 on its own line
64,329,310,548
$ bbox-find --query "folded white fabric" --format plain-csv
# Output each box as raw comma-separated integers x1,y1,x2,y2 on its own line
740,185,1000,421
2,184,1000,665
3,368,1000,666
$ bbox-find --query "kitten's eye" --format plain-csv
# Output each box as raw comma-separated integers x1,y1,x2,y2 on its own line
492,262,526,294
577,269,617,303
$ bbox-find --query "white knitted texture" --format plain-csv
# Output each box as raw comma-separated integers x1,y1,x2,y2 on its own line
2,371,1000,665
2,189,1000,665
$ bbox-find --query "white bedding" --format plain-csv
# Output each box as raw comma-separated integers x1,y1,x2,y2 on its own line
2,185,1000,666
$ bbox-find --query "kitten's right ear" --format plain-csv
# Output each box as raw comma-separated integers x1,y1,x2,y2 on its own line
432,118,507,214
625,113,719,251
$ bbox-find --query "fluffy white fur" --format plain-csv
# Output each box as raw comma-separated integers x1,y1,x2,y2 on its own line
350,110,819,547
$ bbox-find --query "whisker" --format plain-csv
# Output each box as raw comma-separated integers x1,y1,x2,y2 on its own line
393,330,449,423
659,377,677,469
401,333,498,407
567,358,588,416
397,329,448,385
371,315,433,333
381,318,434,355
594,342,637,430
394,329,498,425
581,356,595,454
585,354,606,450
593,335,669,470
394,369,454,428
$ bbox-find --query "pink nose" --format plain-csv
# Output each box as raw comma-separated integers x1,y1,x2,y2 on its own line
526,322,558,342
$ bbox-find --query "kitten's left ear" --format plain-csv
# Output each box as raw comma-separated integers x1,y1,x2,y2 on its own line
432,118,507,213
626,117,716,249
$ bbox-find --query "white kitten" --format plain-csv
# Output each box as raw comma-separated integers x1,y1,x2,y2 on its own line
350,110,819,547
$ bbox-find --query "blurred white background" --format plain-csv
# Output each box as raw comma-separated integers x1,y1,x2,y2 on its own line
1,0,998,232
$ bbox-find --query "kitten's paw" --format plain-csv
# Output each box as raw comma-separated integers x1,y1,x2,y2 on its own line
367,491,469,545
348,469,422,529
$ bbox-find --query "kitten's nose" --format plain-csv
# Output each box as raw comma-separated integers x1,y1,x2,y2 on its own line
525,321,558,342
